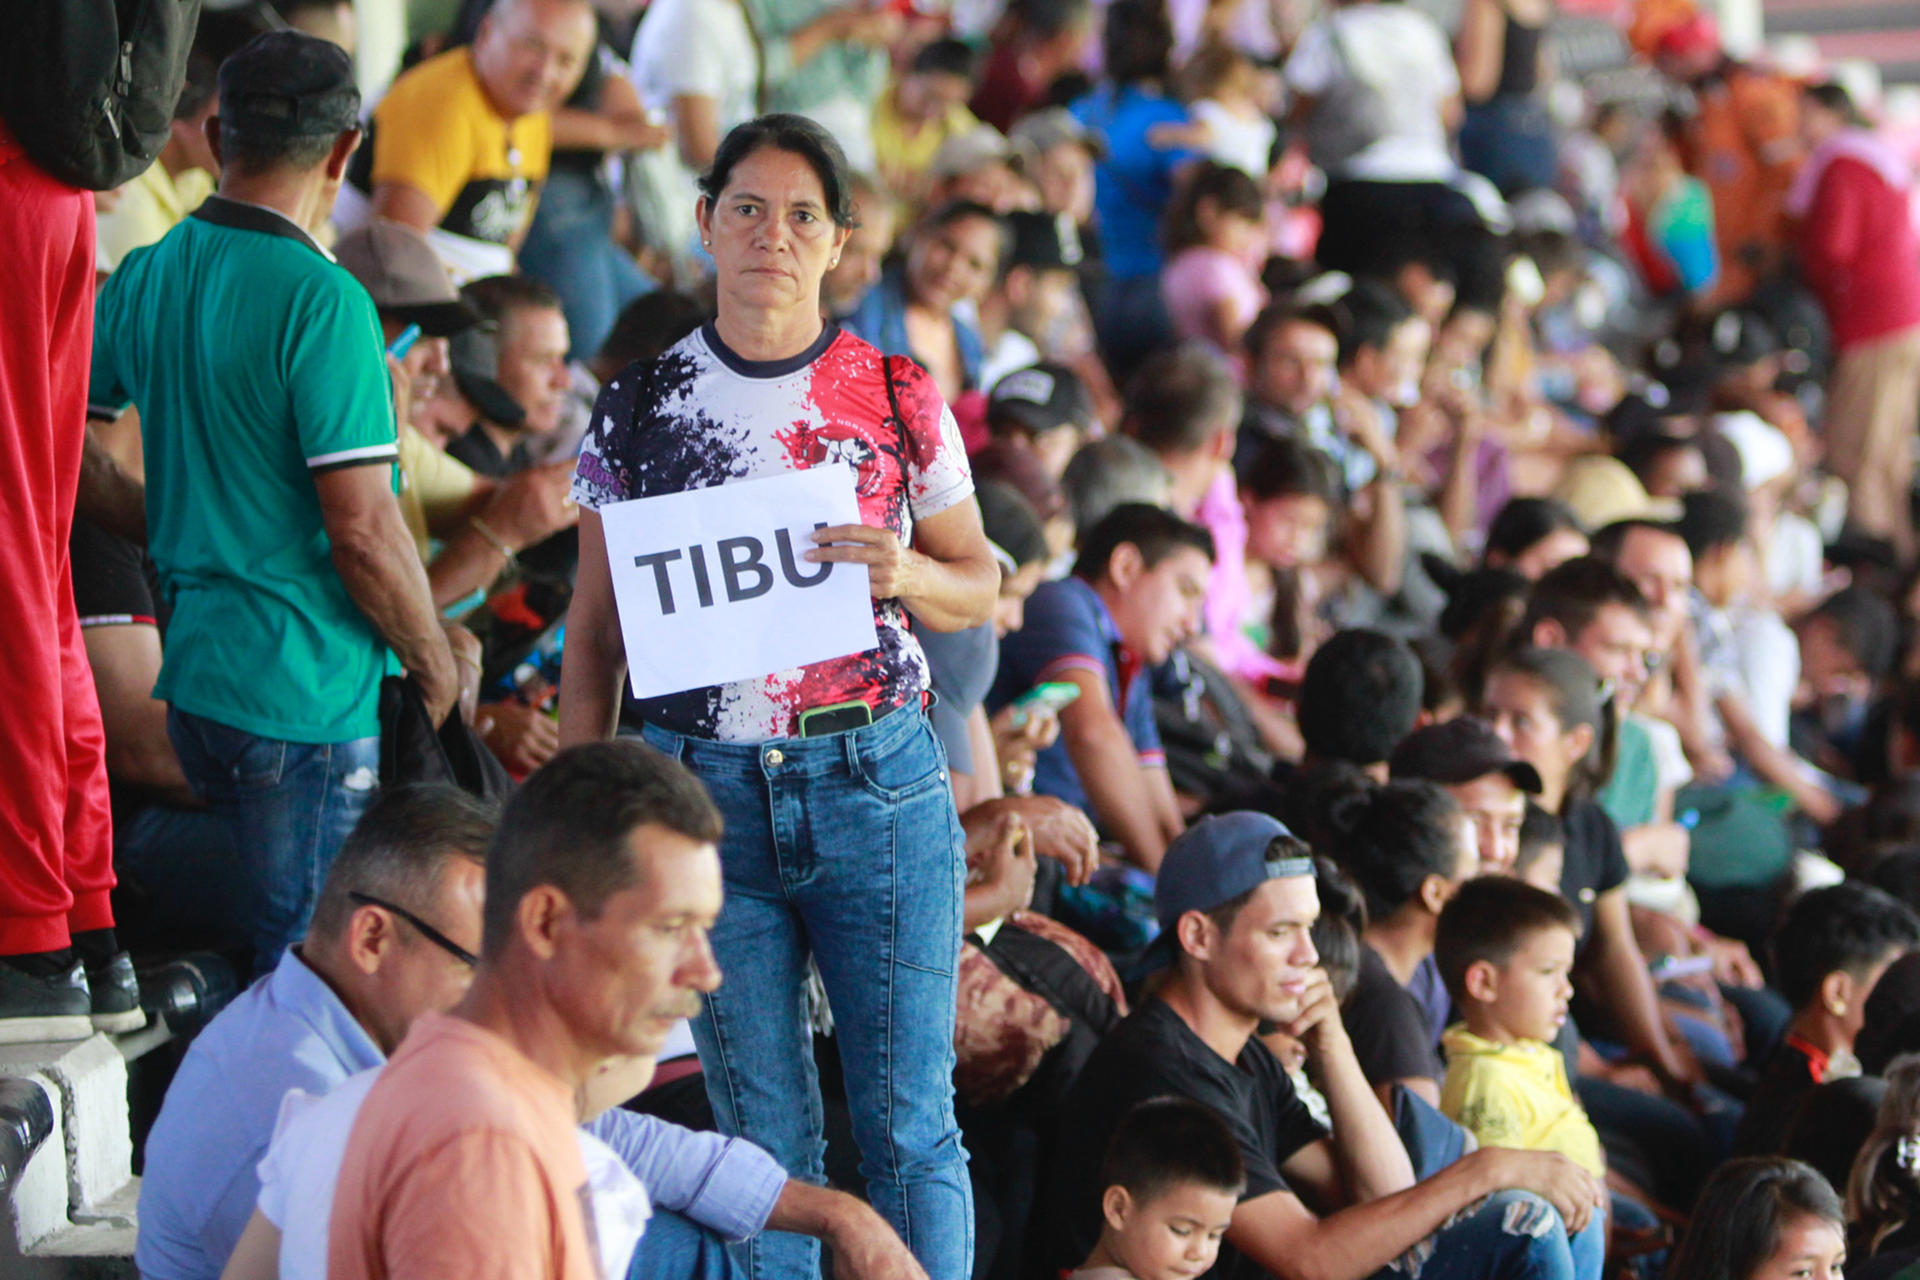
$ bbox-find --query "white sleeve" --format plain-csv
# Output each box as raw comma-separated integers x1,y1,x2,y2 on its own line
1283,24,1337,96
1738,612,1801,749
1411,12,1460,97
633,1,727,101
254,1089,317,1228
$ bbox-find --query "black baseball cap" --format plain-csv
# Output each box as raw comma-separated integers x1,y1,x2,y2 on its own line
1389,716,1543,794
987,362,1094,438
1004,210,1085,272
218,31,361,139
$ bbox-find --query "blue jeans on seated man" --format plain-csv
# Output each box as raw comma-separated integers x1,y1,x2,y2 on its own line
640,709,972,1280
518,167,656,363
167,708,379,971
630,1209,740,1280
114,802,251,954
1388,1086,1605,1280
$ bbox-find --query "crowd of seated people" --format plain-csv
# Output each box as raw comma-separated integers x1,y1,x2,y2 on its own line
11,0,1920,1276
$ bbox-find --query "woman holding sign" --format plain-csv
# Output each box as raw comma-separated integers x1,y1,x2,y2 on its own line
560,115,998,1280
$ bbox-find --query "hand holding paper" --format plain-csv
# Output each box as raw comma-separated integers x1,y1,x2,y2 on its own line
808,524,921,599
598,465,880,700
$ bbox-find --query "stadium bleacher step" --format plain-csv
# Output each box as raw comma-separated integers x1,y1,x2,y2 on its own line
0,952,240,1275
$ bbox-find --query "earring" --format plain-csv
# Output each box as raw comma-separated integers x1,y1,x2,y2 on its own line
1829,1001,1847,1017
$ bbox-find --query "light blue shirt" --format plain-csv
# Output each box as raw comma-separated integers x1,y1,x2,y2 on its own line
137,951,383,1280
135,950,787,1279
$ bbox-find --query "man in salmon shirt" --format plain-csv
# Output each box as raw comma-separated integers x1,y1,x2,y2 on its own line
325,741,920,1280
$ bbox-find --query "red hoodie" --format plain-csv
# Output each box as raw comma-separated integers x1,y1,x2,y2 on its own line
1797,155,1920,350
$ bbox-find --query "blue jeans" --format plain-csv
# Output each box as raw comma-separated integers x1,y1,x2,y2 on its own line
114,802,251,952
166,708,379,970
641,709,972,1280
629,1209,741,1280
1395,1191,1603,1280
519,168,656,363
1389,1088,1604,1280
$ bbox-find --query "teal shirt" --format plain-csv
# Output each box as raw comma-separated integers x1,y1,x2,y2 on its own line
1597,714,1659,830
741,0,887,115
91,197,399,744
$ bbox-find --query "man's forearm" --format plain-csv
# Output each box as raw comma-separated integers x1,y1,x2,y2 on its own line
1353,479,1405,595
332,502,455,697
77,423,146,545
1240,1161,1498,1280
426,524,512,609
1069,726,1170,871
902,548,998,632
1312,1039,1414,1204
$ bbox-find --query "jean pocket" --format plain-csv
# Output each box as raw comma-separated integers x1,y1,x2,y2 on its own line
847,721,946,801
188,719,287,790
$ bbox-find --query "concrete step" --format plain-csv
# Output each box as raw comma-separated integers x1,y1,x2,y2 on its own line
0,1025,178,1276
25,1179,139,1277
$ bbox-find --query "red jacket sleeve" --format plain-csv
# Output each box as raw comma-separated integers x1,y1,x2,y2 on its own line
1799,157,1873,293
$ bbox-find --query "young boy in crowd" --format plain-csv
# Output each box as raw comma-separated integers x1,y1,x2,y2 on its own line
1435,876,1607,1181
1733,881,1920,1155
1071,1098,1247,1280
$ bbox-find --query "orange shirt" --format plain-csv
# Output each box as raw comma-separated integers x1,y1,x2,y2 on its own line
327,1013,600,1280
1684,64,1802,303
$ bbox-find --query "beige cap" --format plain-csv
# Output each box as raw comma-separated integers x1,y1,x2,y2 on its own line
1552,456,1682,530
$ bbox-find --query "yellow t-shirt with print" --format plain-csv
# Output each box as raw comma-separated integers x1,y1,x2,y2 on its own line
1440,1026,1606,1177
370,47,551,245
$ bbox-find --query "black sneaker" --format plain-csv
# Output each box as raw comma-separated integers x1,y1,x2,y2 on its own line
0,961,92,1044
85,951,146,1034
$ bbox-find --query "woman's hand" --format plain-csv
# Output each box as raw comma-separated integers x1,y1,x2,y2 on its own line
809,524,921,599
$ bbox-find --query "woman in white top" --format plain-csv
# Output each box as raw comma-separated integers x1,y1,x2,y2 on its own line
1284,0,1506,322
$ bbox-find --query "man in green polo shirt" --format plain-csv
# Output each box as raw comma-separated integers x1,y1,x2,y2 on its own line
90,32,457,971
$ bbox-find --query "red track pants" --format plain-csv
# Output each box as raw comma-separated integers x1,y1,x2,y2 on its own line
0,136,116,956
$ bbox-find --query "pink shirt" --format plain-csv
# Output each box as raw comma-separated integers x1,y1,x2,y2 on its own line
1162,247,1267,365
1196,469,1295,688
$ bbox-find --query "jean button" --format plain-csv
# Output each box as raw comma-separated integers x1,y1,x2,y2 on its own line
765,748,785,767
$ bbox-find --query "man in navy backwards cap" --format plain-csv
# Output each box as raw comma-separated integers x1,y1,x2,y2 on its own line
91,31,457,971
1041,813,1606,1280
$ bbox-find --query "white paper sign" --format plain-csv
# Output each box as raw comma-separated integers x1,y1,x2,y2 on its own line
600,466,878,699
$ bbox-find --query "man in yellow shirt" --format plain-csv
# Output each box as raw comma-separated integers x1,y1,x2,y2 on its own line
872,39,986,209
362,0,595,252
1435,876,1607,1179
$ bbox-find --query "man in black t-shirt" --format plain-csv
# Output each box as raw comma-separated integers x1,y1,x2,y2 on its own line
1044,813,1606,1280
70,520,247,952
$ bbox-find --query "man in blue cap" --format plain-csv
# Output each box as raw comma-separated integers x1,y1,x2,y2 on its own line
1042,812,1607,1280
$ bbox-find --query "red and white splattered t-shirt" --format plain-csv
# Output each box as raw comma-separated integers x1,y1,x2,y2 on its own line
572,322,975,742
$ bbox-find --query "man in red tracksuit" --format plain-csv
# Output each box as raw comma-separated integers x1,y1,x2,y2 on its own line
0,123,141,1041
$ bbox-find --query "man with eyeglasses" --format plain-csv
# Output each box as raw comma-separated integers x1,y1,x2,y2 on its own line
140,779,920,1280
139,784,495,1280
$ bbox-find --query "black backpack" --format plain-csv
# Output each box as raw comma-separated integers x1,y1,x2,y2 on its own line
3,0,203,191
